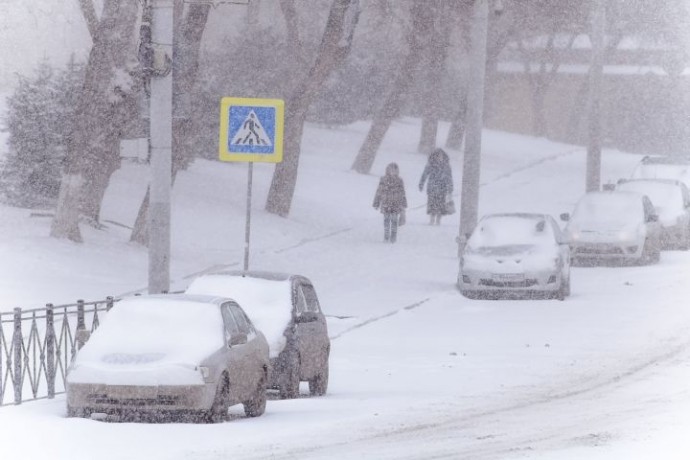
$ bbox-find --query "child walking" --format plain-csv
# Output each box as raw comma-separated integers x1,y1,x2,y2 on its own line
373,162,408,243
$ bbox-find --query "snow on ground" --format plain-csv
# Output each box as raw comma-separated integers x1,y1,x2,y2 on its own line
2,118,690,459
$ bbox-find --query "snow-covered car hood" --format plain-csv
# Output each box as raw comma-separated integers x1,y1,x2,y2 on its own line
566,222,644,243
67,297,224,386
463,244,560,273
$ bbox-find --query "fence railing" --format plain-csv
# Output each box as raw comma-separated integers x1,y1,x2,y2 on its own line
0,297,117,406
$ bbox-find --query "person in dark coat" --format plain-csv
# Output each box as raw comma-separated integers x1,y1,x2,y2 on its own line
419,148,453,225
373,162,407,243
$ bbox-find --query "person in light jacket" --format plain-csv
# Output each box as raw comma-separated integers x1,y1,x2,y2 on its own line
373,162,407,243
419,148,453,225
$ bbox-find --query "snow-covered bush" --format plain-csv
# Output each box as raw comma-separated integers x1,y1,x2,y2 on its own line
0,58,84,208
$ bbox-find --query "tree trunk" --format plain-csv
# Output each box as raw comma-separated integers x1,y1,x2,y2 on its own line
417,0,452,154
445,95,467,150
51,0,139,242
351,0,432,174
265,0,361,217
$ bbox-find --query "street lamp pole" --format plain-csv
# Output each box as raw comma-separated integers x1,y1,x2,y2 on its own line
586,0,605,192
148,0,174,294
458,0,489,256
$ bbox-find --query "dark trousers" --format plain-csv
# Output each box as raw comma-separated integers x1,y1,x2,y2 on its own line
384,213,399,242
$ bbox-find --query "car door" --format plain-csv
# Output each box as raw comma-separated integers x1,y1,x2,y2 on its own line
229,304,264,398
548,216,570,273
294,281,329,378
220,302,252,403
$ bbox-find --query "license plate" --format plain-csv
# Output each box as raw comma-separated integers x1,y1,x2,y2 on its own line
492,273,524,282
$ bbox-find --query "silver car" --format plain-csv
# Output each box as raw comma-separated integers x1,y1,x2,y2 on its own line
631,155,690,187
186,271,330,399
562,191,662,266
457,213,571,300
616,178,690,250
66,294,270,422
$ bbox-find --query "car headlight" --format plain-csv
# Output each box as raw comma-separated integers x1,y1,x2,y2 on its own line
617,231,633,241
197,366,211,382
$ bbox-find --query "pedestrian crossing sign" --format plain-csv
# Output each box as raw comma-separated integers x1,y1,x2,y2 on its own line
219,97,284,163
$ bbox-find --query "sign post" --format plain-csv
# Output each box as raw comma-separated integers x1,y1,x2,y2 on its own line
219,97,284,271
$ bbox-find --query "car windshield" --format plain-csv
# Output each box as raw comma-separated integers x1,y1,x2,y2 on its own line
570,193,643,228
617,181,684,215
186,276,293,358
467,215,554,249
75,298,224,365
633,164,690,186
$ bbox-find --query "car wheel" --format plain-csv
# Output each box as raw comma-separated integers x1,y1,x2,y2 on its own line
279,353,300,399
67,405,88,418
561,270,571,297
640,239,660,265
309,363,329,397
461,290,478,300
206,374,230,423
243,372,267,417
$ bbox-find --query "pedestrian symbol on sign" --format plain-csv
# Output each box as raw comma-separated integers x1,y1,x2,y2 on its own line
219,97,284,163
232,111,272,147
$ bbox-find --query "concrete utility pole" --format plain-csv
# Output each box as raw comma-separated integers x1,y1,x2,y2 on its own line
586,0,605,193
458,0,489,256
148,0,174,294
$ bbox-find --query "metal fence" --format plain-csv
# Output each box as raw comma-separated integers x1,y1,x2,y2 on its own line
0,297,116,406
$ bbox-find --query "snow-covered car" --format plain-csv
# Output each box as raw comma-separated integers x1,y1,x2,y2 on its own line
630,155,690,187
66,294,269,422
457,213,571,300
561,191,662,266
616,178,690,250
186,271,330,398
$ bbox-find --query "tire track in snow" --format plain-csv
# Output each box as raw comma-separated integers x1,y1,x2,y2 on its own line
247,336,690,460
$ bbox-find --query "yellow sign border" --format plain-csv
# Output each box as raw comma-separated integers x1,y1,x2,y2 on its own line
219,97,284,163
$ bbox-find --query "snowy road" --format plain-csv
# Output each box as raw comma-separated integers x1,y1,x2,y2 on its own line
3,124,690,459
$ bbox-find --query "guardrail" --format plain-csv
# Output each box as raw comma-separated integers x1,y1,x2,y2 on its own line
0,297,117,406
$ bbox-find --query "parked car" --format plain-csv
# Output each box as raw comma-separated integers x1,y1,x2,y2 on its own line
616,178,690,250
457,213,571,300
561,191,662,266
66,294,269,422
631,155,690,187
186,271,330,399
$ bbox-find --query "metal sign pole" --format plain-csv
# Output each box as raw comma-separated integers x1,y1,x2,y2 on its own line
243,162,253,271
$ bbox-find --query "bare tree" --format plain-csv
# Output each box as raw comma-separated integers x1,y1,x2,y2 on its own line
50,0,139,242
350,0,434,174
265,0,361,217
417,0,454,154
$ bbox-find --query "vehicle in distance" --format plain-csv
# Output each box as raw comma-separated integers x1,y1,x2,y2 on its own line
616,178,690,250
457,213,571,300
186,271,330,399
561,191,662,266
630,155,690,187
66,294,269,422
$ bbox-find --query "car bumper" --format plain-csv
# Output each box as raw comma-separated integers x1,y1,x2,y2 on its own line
66,382,216,415
458,269,562,293
570,241,642,260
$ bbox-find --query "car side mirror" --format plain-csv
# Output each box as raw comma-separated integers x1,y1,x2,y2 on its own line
295,311,318,324
560,213,570,222
229,333,247,347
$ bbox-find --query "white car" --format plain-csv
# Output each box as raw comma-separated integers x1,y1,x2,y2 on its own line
562,191,662,266
616,179,690,250
631,155,690,187
457,213,571,300
66,294,270,422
